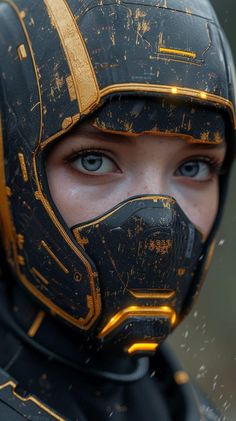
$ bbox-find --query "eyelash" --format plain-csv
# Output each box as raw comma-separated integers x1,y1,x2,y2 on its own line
179,156,224,174
63,148,224,177
63,147,114,163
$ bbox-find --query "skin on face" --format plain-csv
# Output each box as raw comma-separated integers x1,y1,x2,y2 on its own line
46,122,226,239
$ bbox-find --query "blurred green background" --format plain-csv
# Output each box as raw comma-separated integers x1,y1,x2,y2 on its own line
169,2,236,419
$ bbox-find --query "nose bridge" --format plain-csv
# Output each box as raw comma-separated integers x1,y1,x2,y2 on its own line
127,165,168,197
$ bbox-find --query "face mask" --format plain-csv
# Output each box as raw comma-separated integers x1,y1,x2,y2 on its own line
72,195,203,356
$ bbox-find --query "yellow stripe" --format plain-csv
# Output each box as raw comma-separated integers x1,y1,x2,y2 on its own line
0,118,15,254
128,343,159,354
28,310,45,337
31,267,49,285
44,0,100,114
41,240,69,274
159,47,197,59
18,153,29,182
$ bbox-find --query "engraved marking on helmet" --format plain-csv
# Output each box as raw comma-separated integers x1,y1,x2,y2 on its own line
40,240,69,274
145,239,173,254
31,267,49,286
6,186,12,197
28,310,45,337
17,255,25,266
177,268,186,277
17,234,25,250
66,75,77,101
18,153,29,182
74,272,82,282
17,44,27,60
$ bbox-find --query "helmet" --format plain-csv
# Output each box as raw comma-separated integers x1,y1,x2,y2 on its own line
0,0,235,358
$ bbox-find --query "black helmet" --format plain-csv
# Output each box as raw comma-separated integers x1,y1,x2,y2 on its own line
0,0,235,357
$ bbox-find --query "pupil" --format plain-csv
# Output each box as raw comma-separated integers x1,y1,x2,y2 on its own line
181,162,199,177
82,155,103,171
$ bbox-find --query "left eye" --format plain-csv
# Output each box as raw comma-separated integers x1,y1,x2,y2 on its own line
175,160,211,180
71,152,117,174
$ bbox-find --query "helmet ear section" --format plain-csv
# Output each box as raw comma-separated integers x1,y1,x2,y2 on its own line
180,119,236,321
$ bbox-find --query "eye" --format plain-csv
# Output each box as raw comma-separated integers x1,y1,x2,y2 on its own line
71,151,118,175
175,159,213,181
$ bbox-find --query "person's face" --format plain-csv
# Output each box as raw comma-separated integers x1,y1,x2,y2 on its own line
46,122,226,238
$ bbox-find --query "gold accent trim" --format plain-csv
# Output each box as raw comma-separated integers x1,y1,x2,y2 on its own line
174,370,190,385
31,267,49,285
74,196,175,232
19,10,26,19
98,306,177,338
18,153,29,182
0,118,15,255
159,47,196,59
41,113,81,149
151,54,202,67
99,83,236,128
128,289,176,299
28,310,45,337
128,343,159,355
204,240,216,272
177,268,186,277
17,43,27,60
66,75,77,102
17,234,25,250
17,255,25,266
6,186,12,197
40,240,69,274
0,381,66,420
44,0,100,114
62,116,74,130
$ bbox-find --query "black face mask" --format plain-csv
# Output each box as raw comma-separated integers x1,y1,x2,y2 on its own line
72,195,204,356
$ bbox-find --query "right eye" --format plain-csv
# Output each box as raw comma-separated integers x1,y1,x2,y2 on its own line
71,152,118,175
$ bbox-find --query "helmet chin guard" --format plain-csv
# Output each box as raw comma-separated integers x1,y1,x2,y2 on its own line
72,195,204,355
0,0,235,356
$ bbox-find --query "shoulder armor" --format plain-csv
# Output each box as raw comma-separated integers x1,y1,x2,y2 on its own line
0,368,67,420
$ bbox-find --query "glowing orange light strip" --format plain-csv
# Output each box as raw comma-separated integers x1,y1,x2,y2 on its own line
98,306,177,338
128,343,159,354
128,289,176,299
